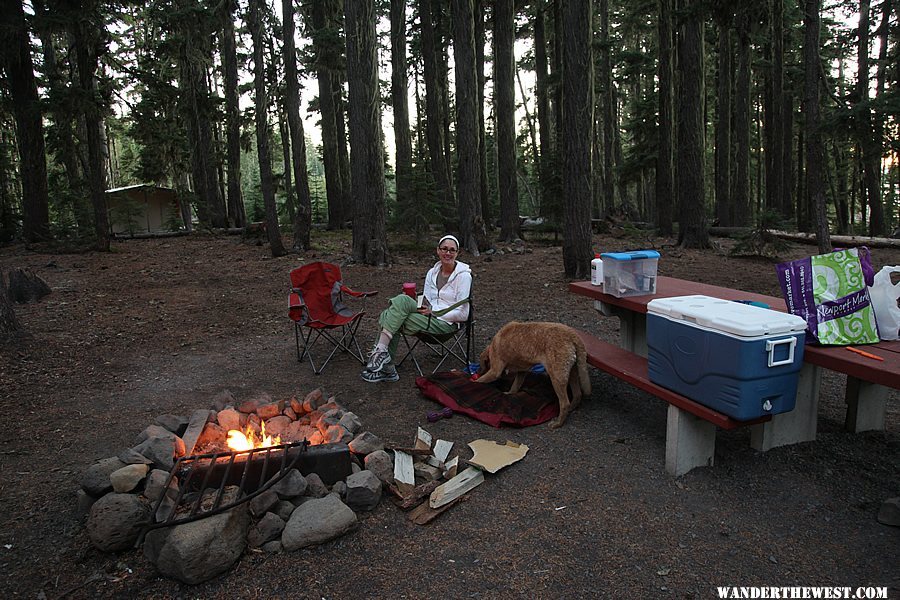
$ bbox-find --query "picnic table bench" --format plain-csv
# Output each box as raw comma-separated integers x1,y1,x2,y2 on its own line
569,276,900,476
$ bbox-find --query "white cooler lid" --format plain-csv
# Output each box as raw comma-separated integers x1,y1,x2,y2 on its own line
647,295,807,337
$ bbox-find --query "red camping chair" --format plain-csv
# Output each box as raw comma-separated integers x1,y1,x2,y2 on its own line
288,262,377,374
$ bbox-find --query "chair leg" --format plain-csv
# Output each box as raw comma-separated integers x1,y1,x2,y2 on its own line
296,326,324,374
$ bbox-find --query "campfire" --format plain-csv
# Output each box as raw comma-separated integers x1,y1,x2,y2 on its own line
226,421,282,452
78,388,385,584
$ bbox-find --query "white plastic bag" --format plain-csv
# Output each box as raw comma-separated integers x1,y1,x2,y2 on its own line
869,266,900,341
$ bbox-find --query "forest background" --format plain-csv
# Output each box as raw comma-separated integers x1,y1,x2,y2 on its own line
0,0,898,278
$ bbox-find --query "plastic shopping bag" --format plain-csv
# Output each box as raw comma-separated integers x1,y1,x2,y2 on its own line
776,247,880,345
869,266,900,341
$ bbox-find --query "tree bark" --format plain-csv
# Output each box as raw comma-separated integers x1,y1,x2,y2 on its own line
534,0,554,219
675,0,709,248
0,271,21,338
175,0,225,229
247,0,286,256
71,3,109,251
282,0,312,251
344,0,388,265
310,0,347,230
390,0,413,209
771,0,786,218
561,0,593,278
714,15,732,226
452,0,483,255
220,0,246,228
855,0,886,236
656,0,674,235
599,0,617,214
733,10,752,228
419,0,455,214
494,0,521,241
803,0,831,253
0,0,51,242
474,0,490,229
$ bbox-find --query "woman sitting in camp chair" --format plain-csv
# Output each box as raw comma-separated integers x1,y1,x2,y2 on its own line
362,234,472,383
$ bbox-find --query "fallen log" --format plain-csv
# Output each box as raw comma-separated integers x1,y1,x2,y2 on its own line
767,230,900,250
709,227,900,250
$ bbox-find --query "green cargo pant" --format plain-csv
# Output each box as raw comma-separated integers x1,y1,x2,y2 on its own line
378,294,455,356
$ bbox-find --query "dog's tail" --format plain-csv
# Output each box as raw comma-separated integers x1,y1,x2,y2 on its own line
575,339,591,396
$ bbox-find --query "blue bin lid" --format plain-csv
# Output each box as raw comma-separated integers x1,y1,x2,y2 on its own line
600,250,661,261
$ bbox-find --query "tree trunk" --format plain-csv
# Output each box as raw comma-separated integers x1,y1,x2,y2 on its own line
772,0,787,218
534,0,553,218
656,0,675,235
452,0,483,255
71,10,109,251
33,3,91,235
419,0,455,215
390,0,413,209
283,0,311,251
247,0,286,256
334,79,353,226
175,0,225,229
494,0,521,241
803,0,831,253
561,0,593,278
675,0,708,248
310,0,346,230
474,0,490,229
220,0,246,228
856,0,886,236
278,104,296,225
599,0,617,215
0,271,20,338
1,0,51,242
344,0,388,265
733,11,752,227
714,17,732,226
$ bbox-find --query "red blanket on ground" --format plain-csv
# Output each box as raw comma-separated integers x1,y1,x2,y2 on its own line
415,371,559,428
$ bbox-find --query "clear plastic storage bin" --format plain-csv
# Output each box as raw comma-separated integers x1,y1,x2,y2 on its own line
600,250,660,297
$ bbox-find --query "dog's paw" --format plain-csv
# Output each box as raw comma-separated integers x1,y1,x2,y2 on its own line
548,418,563,429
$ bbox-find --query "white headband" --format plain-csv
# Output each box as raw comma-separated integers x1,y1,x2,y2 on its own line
438,234,460,248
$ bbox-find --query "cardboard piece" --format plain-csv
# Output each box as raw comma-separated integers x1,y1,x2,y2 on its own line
467,440,529,474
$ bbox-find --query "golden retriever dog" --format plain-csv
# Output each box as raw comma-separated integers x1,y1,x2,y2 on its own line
476,321,591,428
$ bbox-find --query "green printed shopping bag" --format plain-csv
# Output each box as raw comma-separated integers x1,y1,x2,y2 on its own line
776,247,880,345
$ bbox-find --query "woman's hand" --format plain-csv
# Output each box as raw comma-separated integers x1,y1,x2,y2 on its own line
417,307,432,316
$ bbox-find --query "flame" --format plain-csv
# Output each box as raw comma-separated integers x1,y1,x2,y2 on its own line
226,421,281,451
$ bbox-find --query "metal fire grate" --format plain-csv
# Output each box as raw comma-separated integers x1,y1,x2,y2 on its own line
137,440,310,545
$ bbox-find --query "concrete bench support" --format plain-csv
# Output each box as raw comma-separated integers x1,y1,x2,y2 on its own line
844,377,888,433
750,363,820,451
665,406,716,476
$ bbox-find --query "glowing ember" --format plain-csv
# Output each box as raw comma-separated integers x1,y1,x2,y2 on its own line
226,421,282,451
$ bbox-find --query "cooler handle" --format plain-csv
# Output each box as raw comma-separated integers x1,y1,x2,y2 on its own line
766,337,797,367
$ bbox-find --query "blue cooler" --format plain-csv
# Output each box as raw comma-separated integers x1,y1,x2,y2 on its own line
647,295,808,420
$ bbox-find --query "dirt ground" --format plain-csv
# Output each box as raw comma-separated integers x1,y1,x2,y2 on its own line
1,230,898,599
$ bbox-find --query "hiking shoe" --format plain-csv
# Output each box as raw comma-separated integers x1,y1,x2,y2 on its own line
365,349,391,373
361,364,399,383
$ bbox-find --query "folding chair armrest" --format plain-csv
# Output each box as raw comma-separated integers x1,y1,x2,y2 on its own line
340,285,378,298
288,292,306,321
431,297,470,318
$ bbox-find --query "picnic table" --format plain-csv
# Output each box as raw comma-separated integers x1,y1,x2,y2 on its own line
569,276,899,475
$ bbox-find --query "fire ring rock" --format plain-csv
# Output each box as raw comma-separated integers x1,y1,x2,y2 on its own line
281,494,357,551
86,493,151,552
81,457,127,497
143,503,251,585
344,470,382,512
